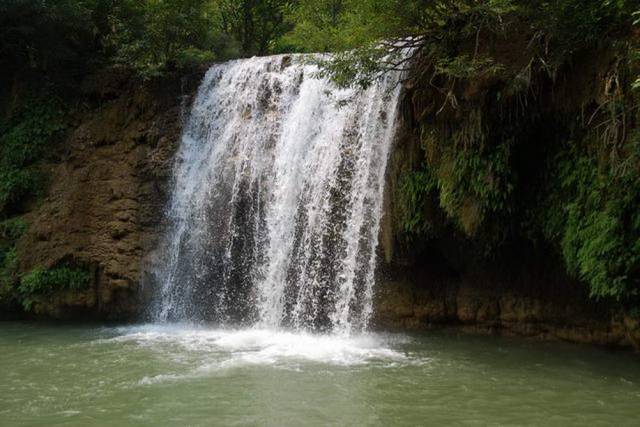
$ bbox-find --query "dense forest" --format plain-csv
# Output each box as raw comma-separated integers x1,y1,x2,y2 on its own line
1,0,639,316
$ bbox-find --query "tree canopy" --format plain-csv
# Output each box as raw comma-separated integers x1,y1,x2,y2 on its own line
1,0,636,82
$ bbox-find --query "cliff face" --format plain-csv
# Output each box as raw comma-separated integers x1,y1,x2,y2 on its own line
377,143,640,349
373,248,640,350
11,69,202,319
6,57,639,351
374,41,640,350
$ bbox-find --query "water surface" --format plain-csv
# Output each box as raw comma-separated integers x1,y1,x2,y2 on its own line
1,323,639,426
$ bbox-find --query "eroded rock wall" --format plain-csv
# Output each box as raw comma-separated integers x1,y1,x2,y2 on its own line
374,261,640,349
375,77,640,351
14,69,202,319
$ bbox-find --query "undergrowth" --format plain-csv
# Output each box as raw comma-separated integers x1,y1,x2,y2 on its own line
0,97,67,217
0,218,27,308
540,133,640,300
398,2,640,303
19,266,92,311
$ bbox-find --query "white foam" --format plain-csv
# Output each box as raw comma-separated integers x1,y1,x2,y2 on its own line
102,325,408,370
138,374,185,386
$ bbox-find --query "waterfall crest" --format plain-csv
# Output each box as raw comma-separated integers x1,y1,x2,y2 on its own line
152,55,403,333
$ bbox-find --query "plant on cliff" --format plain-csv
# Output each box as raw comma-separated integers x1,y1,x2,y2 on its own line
0,98,67,217
0,218,27,307
0,217,27,242
399,169,436,235
19,266,92,311
540,133,640,300
285,0,640,302
0,248,18,305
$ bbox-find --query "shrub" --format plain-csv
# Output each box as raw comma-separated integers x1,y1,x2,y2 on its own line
399,169,437,235
542,136,640,300
0,216,27,304
0,217,27,242
402,127,515,238
0,247,18,304
19,266,92,310
0,98,66,216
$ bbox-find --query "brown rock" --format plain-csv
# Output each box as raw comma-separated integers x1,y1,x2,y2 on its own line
14,70,203,320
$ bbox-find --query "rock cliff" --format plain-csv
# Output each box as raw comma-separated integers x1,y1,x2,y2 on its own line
375,52,640,350
7,62,639,351
12,69,202,319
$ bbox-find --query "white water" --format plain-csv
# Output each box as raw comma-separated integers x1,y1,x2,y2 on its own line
101,325,408,375
152,54,403,334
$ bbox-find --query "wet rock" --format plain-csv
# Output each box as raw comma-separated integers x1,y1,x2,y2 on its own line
623,314,640,351
14,70,204,320
373,272,639,350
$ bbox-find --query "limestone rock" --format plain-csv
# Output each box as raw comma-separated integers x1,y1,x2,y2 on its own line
14,71,203,320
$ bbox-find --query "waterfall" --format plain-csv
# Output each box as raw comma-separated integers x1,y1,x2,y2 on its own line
151,54,403,334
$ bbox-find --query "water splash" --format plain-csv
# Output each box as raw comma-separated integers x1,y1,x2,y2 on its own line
103,325,408,371
152,54,403,333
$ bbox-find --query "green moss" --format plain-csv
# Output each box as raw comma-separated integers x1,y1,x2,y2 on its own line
439,142,514,234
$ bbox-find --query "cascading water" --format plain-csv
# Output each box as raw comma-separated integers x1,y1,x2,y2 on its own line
151,54,403,334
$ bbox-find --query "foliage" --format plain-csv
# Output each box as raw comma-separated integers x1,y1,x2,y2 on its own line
529,0,633,68
0,0,295,81
0,0,98,80
541,135,640,300
278,0,348,52
283,0,637,89
399,169,436,235
105,0,217,78
0,217,26,307
285,0,517,88
218,0,293,56
0,247,18,304
280,0,422,53
0,217,27,242
19,266,92,311
2,0,631,83
0,98,66,217
404,130,515,237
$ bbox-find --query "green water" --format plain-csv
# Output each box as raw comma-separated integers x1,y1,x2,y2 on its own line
1,323,639,426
